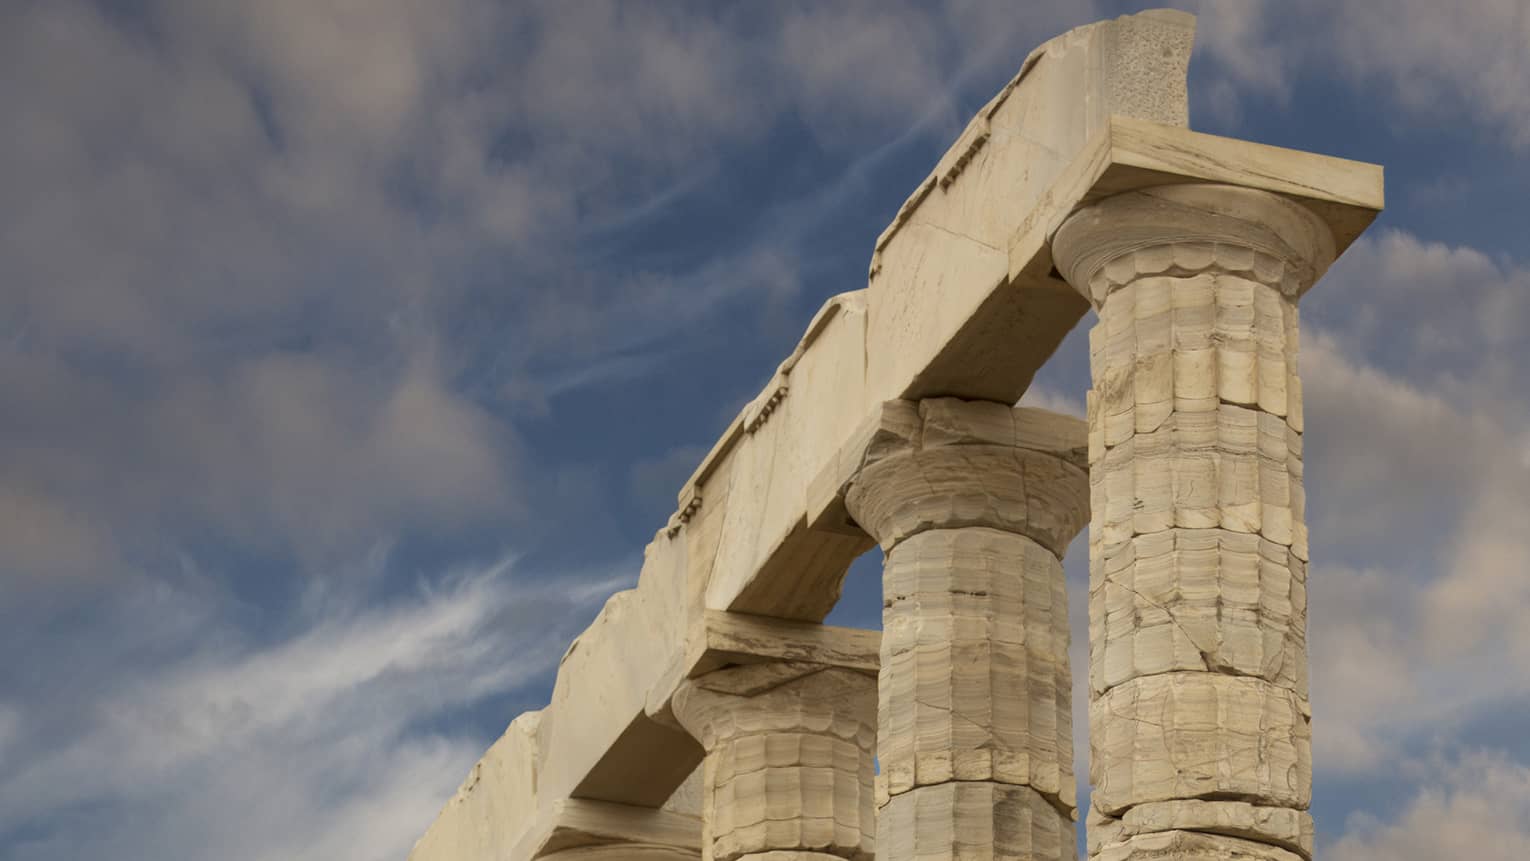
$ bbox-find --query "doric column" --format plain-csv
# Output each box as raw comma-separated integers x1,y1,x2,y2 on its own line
1052,184,1336,861
842,399,1090,861
672,663,877,861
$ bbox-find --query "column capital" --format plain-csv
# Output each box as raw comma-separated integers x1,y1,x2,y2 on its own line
515,797,702,861
833,398,1089,556
1052,184,1337,308
672,663,877,753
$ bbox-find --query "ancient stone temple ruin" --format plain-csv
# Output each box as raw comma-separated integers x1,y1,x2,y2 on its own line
410,10,1383,861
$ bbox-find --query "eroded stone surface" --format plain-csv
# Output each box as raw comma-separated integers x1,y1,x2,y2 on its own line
1089,674,1311,817
412,9,1386,860
865,9,1197,406
409,711,543,861
1054,185,1332,859
881,782,1076,861
878,527,1073,803
842,401,1089,557
1087,801,1313,859
1089,529,1308,698
673,665,877,861
1093,829,1305,861
844,399,1089,861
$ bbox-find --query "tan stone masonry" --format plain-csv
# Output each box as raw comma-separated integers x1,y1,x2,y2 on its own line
409,10,1383,861
842,401,1089,861
1053,184,1335,860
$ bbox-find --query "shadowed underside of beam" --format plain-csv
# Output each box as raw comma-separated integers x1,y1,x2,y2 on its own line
408,8,1383,861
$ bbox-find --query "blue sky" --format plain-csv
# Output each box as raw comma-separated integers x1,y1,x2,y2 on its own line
2,1,1529,859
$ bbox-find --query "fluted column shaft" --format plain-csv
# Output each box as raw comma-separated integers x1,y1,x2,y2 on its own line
673,664,877,861
843,399,1090,861
1053,184,1337,861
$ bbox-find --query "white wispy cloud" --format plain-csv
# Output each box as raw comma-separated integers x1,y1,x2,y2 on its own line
1328,750,1530,860
0,349,517,579
1287,227,1530,783
4,2,1528,860
0,551,632,861
1185,0,1530,149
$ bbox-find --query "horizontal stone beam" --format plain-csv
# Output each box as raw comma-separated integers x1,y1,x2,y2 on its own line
1004,114,1384,295
708,117,1382,628
411,11,1386,861
680,10,1206,627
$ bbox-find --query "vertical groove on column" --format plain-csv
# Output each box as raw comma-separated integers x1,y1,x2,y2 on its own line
1086,270,1314,859
880,527,1072,809
1087,273,1310,699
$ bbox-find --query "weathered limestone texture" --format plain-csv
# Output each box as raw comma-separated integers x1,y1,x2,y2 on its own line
840,400,1089,861
865,9,1195,407
410,8,1385,860
1052,184,1336,860
696,7,1202,627
673,664,877,861
540,850,697,861
409,711,544,860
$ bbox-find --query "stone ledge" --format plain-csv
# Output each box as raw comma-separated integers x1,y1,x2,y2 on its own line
646,610,880,728
512,798,702,861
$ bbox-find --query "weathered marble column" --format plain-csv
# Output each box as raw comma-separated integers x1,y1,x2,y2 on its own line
673,663,877,861
1052,184,1335,861
842,399,1090,861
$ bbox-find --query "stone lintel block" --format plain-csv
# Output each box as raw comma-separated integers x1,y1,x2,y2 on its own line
1092,829,1305,861
866,10,1194,407
878,781,1075,861
700,290,877,622
646,611,879,726
916,399,1089,469
409,711,544,861
416,11,1385,859
1017,119,1382,308
692,23,1381,620
540,586,701,810
1087,801,1313,859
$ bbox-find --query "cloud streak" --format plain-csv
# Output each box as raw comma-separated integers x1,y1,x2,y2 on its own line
0,551,632,861
4,2,1530,860
1328,750,1530,860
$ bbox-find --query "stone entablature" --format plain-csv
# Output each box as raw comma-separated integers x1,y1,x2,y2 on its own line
410,9,1383,861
